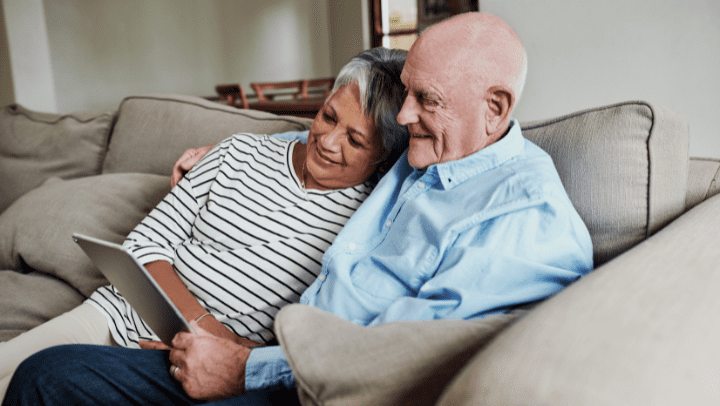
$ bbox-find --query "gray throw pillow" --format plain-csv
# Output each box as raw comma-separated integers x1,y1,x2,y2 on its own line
0,173,170,297
0,104,114,213
274,304,528,406
520,101,689,265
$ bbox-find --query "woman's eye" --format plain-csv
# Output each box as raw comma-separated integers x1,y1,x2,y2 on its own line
348,136,361,147
323,112,336,122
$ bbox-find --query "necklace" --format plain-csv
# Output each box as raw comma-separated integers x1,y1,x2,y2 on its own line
300,161,309,201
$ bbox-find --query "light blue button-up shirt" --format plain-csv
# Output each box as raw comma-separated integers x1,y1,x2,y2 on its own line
245,121,594,390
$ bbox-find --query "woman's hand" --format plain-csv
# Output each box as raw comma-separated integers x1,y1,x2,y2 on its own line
171,145,215,188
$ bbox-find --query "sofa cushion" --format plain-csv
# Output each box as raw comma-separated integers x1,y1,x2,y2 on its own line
437,193,720,406
274,304,528,406
0,173,170,298
0,270,85,342
0,104,114,214
520,101,689,265
102,94,314,176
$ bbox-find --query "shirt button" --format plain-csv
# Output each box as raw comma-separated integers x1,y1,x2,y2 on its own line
318,274,326,281
418,182,425,188
349,243,356,250
385,220,392,227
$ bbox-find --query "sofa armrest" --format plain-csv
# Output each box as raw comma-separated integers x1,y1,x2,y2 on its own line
686,157,720,210
438,193,720,406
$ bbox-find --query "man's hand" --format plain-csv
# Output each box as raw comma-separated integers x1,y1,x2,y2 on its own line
171,145,214,188
168,321,251,401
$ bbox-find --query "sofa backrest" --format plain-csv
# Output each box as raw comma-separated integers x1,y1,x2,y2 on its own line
520,101,689,265
101,94,314,176
100,95,691,266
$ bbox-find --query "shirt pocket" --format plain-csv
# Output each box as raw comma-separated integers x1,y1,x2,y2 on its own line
348,236,437,301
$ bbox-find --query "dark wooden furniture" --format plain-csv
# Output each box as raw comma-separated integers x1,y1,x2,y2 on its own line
246,99,325,119
250,78,334,102
212,78,334,118
214,84,249,109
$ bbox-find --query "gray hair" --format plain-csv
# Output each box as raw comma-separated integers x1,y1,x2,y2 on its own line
330,47,409,171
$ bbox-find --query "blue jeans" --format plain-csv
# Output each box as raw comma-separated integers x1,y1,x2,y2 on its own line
3,345,300,406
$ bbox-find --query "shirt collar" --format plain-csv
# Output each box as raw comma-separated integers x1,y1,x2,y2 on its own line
420,119,524,190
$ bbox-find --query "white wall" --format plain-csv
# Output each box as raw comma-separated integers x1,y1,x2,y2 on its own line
0,0,16,107
3,1,718,158
328,0,370,75
40,0,331,113
483,0,720,159
2,0,57,112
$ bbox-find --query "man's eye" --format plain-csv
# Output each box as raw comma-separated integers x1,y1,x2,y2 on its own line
348,136,361,147
419,95,441,110
323,112,336,122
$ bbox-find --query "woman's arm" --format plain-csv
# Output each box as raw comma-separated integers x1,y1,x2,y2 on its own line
145,260,262,348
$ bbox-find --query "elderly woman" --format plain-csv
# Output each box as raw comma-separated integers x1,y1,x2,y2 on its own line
0,47,408,400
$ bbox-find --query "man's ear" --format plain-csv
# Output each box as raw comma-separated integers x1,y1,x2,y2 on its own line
484,86,514,138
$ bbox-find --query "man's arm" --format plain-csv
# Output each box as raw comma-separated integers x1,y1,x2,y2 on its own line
170,131,309,188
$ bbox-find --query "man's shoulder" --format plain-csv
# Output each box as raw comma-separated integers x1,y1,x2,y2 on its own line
456,139,569,211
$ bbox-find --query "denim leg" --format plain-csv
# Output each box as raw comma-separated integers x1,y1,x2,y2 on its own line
3,345,299,406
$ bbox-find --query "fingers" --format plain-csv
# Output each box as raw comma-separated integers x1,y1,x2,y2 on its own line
171,149,198,188
138,340,172,351
170,145,215,188
170,364,181,381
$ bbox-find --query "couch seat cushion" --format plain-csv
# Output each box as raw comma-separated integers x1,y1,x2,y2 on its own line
0,271,85,342
0,104,114,213
0,173,170,298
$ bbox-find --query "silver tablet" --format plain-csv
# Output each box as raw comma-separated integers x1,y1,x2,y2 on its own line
73,233,194,345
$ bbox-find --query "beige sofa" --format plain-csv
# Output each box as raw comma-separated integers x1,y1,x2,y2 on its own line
1,94,718,405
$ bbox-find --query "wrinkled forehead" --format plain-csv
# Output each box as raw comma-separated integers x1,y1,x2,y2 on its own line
401,37,471,97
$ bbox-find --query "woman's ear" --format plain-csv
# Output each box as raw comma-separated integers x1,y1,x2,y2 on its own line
484,86,514,138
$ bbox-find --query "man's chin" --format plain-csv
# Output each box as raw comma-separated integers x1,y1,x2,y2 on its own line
407,153,433,170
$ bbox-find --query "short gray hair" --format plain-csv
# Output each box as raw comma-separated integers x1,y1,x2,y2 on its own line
331,47,409,171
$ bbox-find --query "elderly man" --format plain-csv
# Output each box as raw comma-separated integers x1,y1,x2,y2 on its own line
4,12,592,406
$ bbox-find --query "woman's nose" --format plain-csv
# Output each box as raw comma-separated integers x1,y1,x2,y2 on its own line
317,128,342,151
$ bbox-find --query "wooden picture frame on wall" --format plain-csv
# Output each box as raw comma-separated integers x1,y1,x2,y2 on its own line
418,0,479,30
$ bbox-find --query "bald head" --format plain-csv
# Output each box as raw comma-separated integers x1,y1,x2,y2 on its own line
413,13,527,108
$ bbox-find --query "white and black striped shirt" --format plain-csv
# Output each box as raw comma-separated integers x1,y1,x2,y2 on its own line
87,133,373,347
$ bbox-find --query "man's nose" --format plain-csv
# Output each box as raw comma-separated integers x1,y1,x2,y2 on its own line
396,95,419,125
